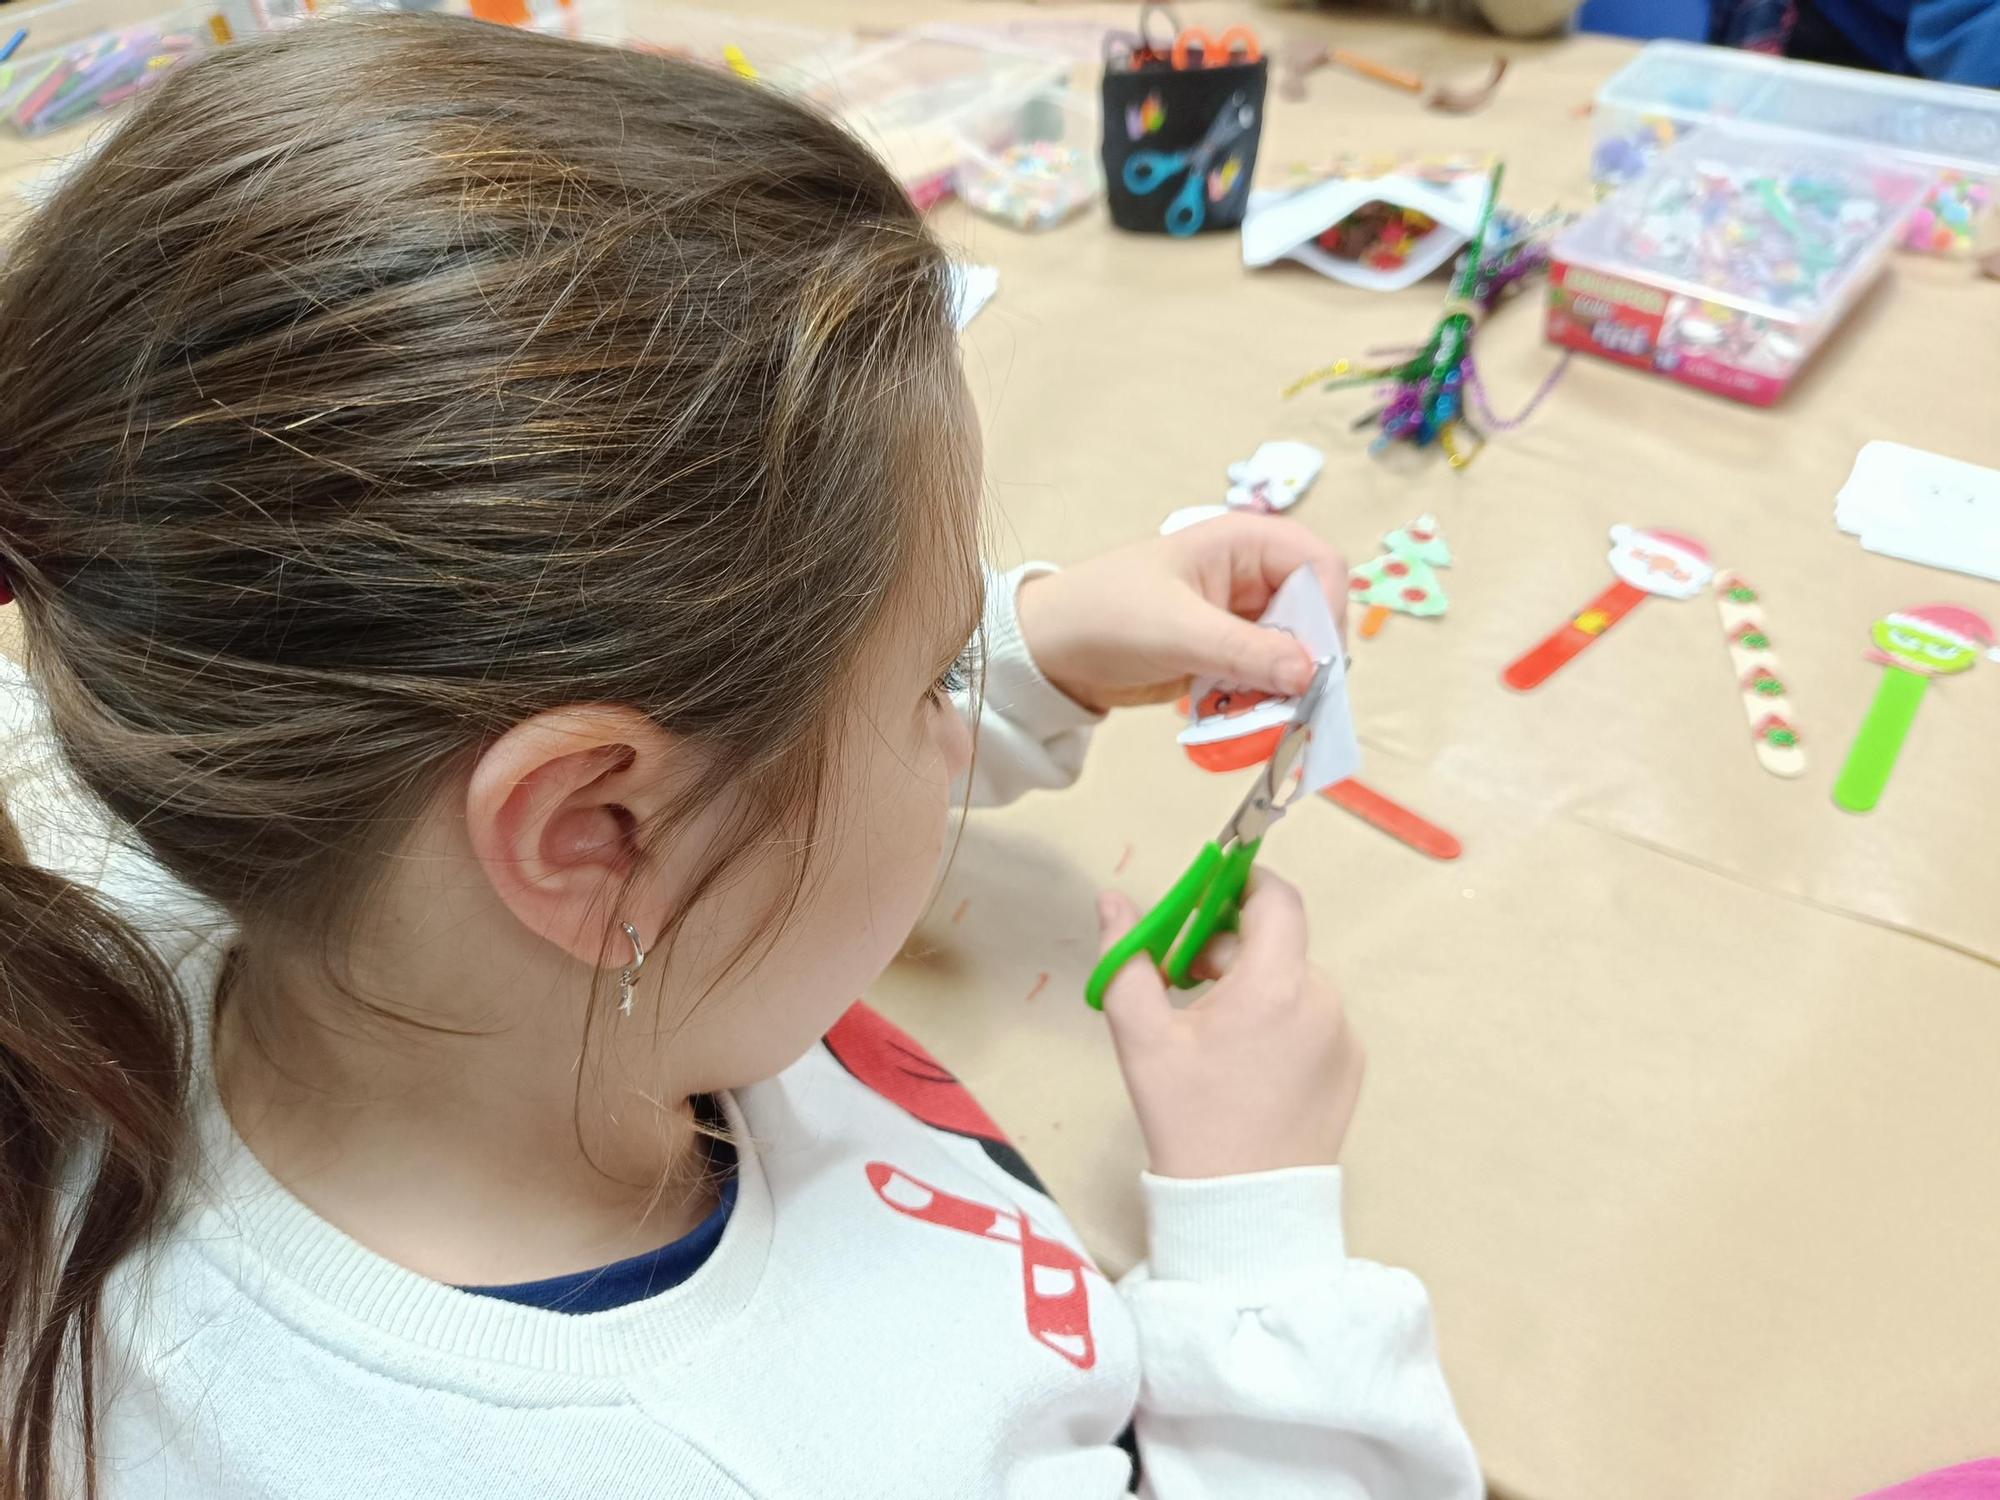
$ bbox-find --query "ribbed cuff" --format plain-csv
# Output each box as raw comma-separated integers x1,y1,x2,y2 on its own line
1141,1166,1346,1293
979,562,1104,737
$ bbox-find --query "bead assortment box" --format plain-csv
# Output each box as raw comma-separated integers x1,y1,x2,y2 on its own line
1589,40,2000,259
1548,131,1929,407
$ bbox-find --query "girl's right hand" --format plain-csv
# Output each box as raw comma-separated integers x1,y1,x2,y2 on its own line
1094,873,1363,1180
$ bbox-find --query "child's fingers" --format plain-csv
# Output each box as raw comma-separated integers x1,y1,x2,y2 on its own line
1095,891,1171,1042
1229,871,1309,982
1185,930,1242,982
1172,599,1317,698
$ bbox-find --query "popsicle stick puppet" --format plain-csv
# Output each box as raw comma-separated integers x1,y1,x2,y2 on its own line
1833,604,1997,813
1503,524,1713,691
1351,514,1451,639
1713,571,1805,778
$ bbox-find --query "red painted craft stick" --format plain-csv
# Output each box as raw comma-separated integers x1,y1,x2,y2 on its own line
1321,778,1461,860
1501,577,1648,691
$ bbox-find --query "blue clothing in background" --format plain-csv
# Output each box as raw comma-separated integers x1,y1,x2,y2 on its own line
1800,0,2000,83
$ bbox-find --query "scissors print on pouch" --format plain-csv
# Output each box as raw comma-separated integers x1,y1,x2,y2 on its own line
1122,90,1256,237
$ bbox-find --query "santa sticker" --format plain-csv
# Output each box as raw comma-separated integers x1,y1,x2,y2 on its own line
1833,603,1998,813
1503,524,1714,691
1178,564,1358,791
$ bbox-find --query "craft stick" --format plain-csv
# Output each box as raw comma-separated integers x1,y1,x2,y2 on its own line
0,31,26,65
1714,571,1804,777
1322,778,1461,860
1834,667,1927,812
1329,48,1423,93
1360,604,1390,639
1502,578,1647,691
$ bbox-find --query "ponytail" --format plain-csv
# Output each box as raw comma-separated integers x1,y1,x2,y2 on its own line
0,808,189,1500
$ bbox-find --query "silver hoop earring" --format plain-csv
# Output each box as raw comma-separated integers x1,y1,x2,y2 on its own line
617,922,647,1017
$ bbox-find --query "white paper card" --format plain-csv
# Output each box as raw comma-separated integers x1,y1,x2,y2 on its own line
1836,441,2000,584
1179,564,1361,794
948,263,998,331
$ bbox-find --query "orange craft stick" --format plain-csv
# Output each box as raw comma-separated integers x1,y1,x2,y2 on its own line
1501,578,1648,692
1329,48,1424,94
1321,778,1461,861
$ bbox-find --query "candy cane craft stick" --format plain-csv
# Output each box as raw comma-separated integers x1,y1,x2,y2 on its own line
1503,525,1713,691
1713,571,1805,778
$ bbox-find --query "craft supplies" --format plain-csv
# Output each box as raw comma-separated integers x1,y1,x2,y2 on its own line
1838,441,2000,585
1714,572,1805,778
0,31,26,65
793,34,1065,211
1177,564,1355,792
1278,40,1507,115
1588,41,2000,257
1320,780,1462,861
947,263,999,330
950,81,1101,231
1834,604,1998,813
1120,89,1255,237
1504,525,1713,692
1089,659,1346,1008
0,14,213,137
1351,516,1451,639
1224,441,1322,513
1243,155,1494,292
1548,132,1927,406
1287,163,1569,467
1101,6,1265,236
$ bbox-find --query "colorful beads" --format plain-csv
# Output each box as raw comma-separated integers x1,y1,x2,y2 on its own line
958,141,1096,231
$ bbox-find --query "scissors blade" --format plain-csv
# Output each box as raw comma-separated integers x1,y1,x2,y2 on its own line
1218,659,1334,845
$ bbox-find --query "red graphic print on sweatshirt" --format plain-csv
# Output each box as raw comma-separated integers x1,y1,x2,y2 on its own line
866,1162,1097,1370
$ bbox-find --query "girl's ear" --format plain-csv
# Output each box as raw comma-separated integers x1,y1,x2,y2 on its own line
465,706,686,969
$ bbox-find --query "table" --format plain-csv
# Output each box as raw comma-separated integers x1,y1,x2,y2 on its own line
5,8,1997,1500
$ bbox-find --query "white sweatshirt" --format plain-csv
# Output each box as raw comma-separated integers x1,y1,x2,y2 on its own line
0,567,1481,1500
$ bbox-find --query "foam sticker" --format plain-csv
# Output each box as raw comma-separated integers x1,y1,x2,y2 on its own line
1180,563,1359,794
1714,571,1804,778
1225,441,1324,513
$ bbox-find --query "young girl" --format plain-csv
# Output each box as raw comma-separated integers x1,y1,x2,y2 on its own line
0,17,1479,1499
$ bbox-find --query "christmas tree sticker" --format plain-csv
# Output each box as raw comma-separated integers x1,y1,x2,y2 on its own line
1350,514,1452,639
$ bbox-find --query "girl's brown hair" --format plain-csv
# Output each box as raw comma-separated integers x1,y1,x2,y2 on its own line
0,15,971,1497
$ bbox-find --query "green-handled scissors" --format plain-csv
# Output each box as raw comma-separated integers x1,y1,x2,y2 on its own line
1085,661,1331,1010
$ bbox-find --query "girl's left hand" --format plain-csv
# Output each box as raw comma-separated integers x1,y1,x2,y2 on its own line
1014,515,1347,713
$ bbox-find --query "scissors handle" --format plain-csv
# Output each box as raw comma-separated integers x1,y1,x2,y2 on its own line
1122,150,1185,195
1171,25,1261,70
1163,171,1207,236
1084,838,1260,1009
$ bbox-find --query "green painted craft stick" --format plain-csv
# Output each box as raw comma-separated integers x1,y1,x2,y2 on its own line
1834,666,1928,813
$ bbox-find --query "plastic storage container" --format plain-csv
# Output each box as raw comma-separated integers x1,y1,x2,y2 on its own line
793,36,1065,210
948,80,1100,231
0,0,253,137
1548,130,1929,406
1591,40,2000,255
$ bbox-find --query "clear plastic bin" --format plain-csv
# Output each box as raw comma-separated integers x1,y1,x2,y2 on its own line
0,0,248,137
793,36,1066,209
1549,129,1930,406
1591,40,2000,255
948,81,1100,231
